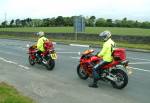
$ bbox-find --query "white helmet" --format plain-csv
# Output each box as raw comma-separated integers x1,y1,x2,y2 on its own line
99,30,111,41
37,31,45,37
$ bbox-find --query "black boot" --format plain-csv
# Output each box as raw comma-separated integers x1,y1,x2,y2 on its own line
88,79,98,88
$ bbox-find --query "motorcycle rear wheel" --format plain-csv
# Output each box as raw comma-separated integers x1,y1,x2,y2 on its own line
77,64,89,80
28,56,35,65
110,69,128,89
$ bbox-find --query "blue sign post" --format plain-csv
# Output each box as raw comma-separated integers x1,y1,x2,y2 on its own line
74,16,85,40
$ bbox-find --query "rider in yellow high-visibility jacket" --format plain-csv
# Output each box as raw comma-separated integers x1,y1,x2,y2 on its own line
36,31,48,62
37,36,48,52
89,30,115,88
97,38,115,62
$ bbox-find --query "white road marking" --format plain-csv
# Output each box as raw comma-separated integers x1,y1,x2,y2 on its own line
55,48,64,50
57,52,80,54
71,57,80,59
52,42,56,45
5,61,18,65
18,65,30,70
132,67,150,73
70,44,89,48
0,57,30,70
129,62,150,64
0,57,18,65
128,57,150,62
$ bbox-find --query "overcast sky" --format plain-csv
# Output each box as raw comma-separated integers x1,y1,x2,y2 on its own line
0,0,150,22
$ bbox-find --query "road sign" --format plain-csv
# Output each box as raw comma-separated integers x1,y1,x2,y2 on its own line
74,16,85,33
74,16,85,40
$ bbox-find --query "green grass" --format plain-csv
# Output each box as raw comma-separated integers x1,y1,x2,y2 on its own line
0,82,35,103
0,27,73,33
0,35,150,50
53,39,150,50
85,27,150,36
0,27,150,36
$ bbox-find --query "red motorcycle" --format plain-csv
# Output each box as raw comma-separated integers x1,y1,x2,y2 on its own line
28,41,57,70
77,48,132,89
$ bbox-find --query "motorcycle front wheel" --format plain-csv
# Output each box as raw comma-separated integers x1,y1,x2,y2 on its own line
28,56,35,65
46,57,55,70
77,64,89,80
110,69,128,89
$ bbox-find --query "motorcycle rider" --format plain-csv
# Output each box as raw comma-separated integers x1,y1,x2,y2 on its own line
89,30,116,88
36,31,49,62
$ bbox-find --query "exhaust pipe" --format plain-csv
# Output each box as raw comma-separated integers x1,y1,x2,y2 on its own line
106,75,116,81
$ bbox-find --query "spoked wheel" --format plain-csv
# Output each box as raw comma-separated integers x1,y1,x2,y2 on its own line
77,64,89,80
111,69,128,89
28,56,35,65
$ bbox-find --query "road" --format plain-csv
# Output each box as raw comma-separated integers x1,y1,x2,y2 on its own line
0,39,150,103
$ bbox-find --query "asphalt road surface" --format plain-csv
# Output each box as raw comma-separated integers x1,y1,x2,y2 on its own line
0,39,150,103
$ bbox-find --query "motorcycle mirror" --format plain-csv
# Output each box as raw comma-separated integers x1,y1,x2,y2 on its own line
78,52,81,55
26,44,30,48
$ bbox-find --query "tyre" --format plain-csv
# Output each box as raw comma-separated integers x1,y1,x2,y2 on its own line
28,56,35,65
77,64,89,80
110,69,128,89
46,58,55,70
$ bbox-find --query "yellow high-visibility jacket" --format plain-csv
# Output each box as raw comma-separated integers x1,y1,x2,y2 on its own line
37,36,48,52
98,38,115,62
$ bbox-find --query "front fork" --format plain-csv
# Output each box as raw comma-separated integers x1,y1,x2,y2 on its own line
124,65,133,75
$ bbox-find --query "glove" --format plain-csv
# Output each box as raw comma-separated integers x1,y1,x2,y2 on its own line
95,52,100,56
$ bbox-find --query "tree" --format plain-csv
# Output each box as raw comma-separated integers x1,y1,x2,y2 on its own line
121,17,128,27
1,16,150,28
10,19,14,27
63,17,73,26
95,18,106,27
134,20,141,28
55,16,64,26
49,17,56,26
26,18,32,27
1,21,7,27
21,20,26,27
141,21,150,28
85,16,96,27
32,19,43,27
42,18,50,27
106,19,113,27
114,19,122,27
89,16,96,27
126,20,135,28
15,19,21,27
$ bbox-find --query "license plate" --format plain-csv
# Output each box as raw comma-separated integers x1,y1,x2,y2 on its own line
50,53,57,59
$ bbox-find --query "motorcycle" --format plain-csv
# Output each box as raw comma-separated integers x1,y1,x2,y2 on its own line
77,48,132,89
28,41,57,70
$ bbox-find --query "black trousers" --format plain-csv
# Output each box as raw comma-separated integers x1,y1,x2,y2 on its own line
93,60,110,79
36,50,43,60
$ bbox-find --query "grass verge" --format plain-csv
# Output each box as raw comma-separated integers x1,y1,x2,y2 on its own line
0,27,150,36
53,39,150,50
0,82,35,103
0,35,150,50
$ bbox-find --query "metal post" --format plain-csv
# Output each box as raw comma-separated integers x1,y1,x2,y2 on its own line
4,12,7,28
74,17,78,41
75,19,78,41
